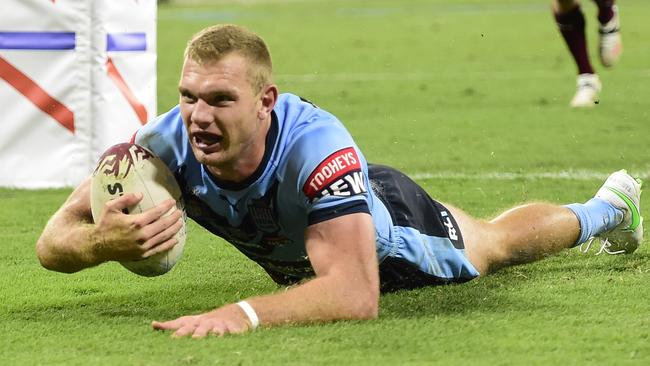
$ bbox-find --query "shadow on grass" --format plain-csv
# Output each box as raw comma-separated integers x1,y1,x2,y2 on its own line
6,274,278,323
379,250,650,319
9,251,649,325
378,272,531,319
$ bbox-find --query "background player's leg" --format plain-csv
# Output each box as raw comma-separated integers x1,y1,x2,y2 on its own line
593,0,622,67
594,0,614,24
554,0,593,75
553,0,601,107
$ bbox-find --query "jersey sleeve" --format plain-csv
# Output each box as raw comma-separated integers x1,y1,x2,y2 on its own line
282,116,371,226
131,105,189,173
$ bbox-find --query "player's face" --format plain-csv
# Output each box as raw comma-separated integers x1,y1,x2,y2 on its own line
178,53,275,180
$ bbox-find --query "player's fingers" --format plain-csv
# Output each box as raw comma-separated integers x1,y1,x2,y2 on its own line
141,218,183,252
172,323,197,338
225,320,248,334
152,321,167,331
191,321,214,339
211,321,228,337
105,192,143,213
139,210,183,244
133,199,176,226
152,320,175,331
151,317,186,331
142,237,178,258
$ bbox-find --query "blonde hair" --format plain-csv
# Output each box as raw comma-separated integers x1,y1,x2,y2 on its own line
184,24,273,93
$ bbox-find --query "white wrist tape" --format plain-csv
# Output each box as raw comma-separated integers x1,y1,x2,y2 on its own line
236,300,259,329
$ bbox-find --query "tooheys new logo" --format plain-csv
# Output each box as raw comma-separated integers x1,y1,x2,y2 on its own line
302,147,367,202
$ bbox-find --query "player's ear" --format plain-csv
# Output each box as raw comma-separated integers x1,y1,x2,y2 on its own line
258,84,278,120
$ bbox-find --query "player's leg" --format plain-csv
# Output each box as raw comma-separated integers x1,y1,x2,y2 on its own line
449,203,581,275
454,170,642,275
593,0,622,67
553,0,601,107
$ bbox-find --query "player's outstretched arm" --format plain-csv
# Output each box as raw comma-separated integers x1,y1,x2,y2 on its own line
36,177,184,273
152,212,379,337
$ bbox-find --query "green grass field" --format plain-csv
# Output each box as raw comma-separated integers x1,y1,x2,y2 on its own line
3,0,650,364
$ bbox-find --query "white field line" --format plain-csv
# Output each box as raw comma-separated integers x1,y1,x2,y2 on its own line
409,169,650,181
166,0,551,14
275,69,650,83
169,0,325,4
167,0,543,8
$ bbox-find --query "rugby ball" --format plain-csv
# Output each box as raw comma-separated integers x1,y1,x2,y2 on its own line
90,143,186,277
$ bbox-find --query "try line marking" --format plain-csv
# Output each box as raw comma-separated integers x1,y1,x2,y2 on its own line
275,69,650,83
409,169,650,181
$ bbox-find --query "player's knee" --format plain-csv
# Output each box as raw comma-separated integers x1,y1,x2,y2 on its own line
464,221,517,275
446,205,519,274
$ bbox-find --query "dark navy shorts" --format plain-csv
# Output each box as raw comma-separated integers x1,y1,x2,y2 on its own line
368,164,479,293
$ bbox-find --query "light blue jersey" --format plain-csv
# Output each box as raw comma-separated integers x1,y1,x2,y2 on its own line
135,93,478,291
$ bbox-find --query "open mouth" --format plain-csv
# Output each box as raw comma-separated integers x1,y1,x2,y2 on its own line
192,131,223,151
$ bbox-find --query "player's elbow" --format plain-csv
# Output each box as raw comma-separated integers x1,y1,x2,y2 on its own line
345,280,380,320
351,287,380,320
35,239,56,270
35,237,75,273
36,239,59,271
357,294,380,320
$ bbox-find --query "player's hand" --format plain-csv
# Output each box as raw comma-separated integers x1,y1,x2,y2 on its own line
152,304,253,338
91,192,183,262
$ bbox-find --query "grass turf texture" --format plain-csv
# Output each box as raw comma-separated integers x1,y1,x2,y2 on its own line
2,0,650,364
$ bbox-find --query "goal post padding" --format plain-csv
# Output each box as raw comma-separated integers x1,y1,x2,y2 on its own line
0,0,156,188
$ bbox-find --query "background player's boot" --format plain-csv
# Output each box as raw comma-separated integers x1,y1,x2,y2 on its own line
582,170,643,254
599,5,622,67
570,73,601,108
